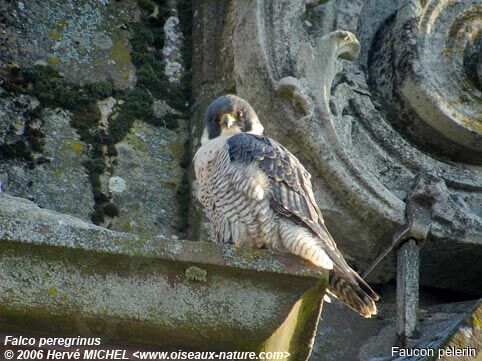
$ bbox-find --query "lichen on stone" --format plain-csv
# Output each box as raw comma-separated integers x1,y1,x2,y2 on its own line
1,0,193,236
185,266,208,282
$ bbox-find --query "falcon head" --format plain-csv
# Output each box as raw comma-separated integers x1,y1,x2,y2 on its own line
201,94,264,144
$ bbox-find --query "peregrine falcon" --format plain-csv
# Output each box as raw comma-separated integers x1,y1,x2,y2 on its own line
194,94,379,318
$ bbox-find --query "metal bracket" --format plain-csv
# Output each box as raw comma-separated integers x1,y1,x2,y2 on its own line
363,172,439,278
363,173,443,346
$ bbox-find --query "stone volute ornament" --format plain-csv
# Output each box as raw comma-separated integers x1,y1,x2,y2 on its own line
193,0,482,296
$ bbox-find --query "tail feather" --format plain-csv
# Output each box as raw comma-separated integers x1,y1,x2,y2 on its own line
328,269,379,318
277,221,379,317
353,270,380,302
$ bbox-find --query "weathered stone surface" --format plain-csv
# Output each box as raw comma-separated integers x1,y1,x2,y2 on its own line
152,99,183,120
163,13,185,83
191,0,236,104
192,0,482,295
0,99,93,221
0,194,327,358
313,297,393,361
395,1,481,155
0,0,191,239
396,240,419,345
107,120,188,238
438,300,482,361
313,282,481,361
0,0,138,89
361,298,481,361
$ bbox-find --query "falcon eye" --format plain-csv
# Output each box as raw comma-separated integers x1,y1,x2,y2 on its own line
237,110,244,118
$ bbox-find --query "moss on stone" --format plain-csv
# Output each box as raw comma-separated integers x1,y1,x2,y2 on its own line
175,174,191,232
178,139,190,169
71,104,102,140
124,88,154,119
106,143,118,157
137,0,155,15
104,202,120,217
2,0,194,229
12,67,114,225
83,156,109,223
128,7,190,111
16,66,113,116
163,114,181,129
84,159,106,175
85,81,114,100
0,113,46,167
178,0,192,104
185,266,208,282
24,124,45,153
108,112,135,144
0,141,33,162
91,204,105,225
22,65,61,83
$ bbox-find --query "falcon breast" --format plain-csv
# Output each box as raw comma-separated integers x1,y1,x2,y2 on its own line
194,94,379,318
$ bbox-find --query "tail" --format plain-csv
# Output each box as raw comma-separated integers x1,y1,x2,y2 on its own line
327,267,379,318
276,221,379,317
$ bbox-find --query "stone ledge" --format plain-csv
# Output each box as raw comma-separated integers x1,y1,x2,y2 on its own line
0,194,325,277
0,194,328,360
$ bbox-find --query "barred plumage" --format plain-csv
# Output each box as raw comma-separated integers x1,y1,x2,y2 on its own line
194,95,379,318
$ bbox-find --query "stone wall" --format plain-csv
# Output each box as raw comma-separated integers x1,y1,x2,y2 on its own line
0,0,191,239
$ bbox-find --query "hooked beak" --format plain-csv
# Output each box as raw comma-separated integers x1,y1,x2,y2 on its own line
221,113,236,129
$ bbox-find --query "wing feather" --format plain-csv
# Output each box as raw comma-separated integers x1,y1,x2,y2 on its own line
227,133,352,274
